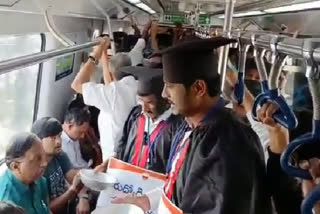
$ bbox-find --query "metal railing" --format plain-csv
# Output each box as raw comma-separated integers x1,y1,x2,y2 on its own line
0,40,99,75
227,30,320,63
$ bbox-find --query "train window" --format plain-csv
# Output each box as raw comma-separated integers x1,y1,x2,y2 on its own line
0,34,42,158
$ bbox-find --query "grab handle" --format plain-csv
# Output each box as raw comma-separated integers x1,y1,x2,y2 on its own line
234,38,250,104
251,89,298,129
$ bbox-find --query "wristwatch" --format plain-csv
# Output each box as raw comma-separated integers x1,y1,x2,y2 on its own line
89,55,99,65
78,194,89,201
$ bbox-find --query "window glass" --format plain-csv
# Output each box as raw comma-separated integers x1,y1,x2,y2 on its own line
0,34,42,159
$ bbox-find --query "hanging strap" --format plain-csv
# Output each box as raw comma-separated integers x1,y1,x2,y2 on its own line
139,121,168,168
165,138,191,199
132,114,168,168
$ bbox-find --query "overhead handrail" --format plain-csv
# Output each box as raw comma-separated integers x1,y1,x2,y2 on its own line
44,9,75,47
251,35,298,129
280,39,320,181
0,40,100,75
229,30,320,62
89,0,115,55
234,33,251,104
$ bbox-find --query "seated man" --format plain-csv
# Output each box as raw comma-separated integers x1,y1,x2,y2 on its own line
115,67,183,170
62,108,91,169
0,201,26,214
0,133,49,214
67,95,102,168
31,117,89,214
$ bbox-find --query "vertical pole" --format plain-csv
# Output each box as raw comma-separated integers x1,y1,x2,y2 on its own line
218,0,236,91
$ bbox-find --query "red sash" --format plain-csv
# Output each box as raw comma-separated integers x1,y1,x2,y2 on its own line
131,114,168,168
164,137,190,199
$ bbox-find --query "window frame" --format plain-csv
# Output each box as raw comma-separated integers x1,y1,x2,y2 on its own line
33,33,46,122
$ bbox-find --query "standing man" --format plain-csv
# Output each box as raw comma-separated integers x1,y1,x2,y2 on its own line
71,37,136,161
115,67,183,170
113,37,272,214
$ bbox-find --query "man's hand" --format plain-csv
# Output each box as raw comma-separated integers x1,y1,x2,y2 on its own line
226,69,238,87
94,159,109,173
258,102,289,154
70,173,84,194
111,195,151,212
92,36,110,60
76,198,90,214
300,158,320,214
257,102,281,130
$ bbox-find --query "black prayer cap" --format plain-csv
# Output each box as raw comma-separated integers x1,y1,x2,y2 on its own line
31,117,63,140
119,66,163,97
158,37,236,84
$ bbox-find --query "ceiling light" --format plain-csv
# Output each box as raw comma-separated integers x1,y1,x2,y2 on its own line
147,9,156,14
233,10,266,17
136,3,152,11
217,10,265,18
127,0,141,4
264,1,320,13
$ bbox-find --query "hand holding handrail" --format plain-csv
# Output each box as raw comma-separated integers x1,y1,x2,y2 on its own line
251,35,298,129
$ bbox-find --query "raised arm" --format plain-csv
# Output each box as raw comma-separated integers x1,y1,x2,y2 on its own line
71,37,109,93
258,102,303,214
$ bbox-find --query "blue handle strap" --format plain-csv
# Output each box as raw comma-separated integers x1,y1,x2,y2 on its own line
280,120,320,179
234,72,245,104
251,89,298,129
280,133,314,180
302,183,320,214
251,92,268,121
261,80,269,92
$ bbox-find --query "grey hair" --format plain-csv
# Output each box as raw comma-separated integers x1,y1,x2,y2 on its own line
4,132,41,169
0,202,26,214
109,53,132,73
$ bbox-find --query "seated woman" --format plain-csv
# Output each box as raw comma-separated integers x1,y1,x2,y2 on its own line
0,201,25,214
0,133,50,214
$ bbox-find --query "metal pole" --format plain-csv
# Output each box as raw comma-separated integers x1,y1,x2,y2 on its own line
0,41,100,75
218,0,236,91
89,0,115,55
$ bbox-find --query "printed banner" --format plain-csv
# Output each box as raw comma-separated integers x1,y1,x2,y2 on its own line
96,158,166,208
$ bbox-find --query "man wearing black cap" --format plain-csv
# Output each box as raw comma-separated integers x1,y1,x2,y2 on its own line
115,66,183,171
31,117,89,214
112,38,272,214
31,117,109,214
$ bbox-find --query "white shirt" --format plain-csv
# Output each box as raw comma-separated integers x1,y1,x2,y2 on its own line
61,131,89,169
144,109,172,133
128,38,146,66
82,76,138,161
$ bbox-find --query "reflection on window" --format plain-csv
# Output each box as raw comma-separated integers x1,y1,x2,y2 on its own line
0,34,42,158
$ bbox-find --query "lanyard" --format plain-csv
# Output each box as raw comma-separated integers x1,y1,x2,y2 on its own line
164,98,224,198
131,114,168,168
164,138,190,199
